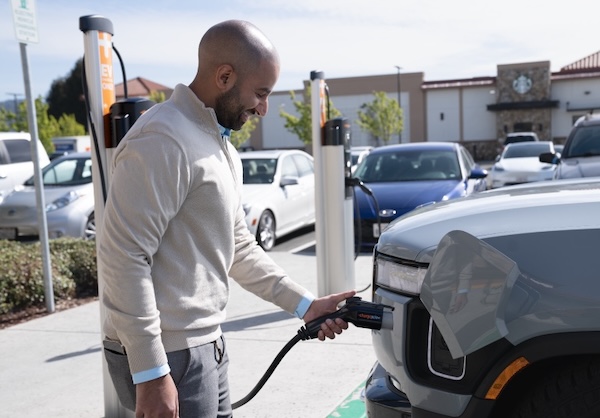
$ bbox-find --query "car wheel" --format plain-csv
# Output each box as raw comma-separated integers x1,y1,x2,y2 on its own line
84,212,96,240
503,356,600,418
256,210,275,251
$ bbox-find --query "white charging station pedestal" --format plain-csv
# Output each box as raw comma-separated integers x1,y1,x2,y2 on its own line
310,71,356,297
80,14,134,418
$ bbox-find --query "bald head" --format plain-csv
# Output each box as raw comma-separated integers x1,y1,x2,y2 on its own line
199,20,279,77
189,20,280,108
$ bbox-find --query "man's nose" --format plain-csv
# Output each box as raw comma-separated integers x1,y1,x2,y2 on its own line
255,98,268,117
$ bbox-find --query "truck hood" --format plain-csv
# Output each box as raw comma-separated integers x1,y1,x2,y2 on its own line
376,178,600,263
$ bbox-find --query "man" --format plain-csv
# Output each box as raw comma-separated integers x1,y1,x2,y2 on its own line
99,20,355,418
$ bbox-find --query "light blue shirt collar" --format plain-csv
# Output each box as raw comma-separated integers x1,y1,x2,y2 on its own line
219,125,231,138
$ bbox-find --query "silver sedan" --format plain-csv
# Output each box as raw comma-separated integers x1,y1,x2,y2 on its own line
0,152,95,241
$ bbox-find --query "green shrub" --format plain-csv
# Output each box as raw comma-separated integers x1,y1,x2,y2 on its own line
49,238,98,297
0,238,98,315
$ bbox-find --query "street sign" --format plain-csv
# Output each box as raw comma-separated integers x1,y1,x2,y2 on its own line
10,0,39,44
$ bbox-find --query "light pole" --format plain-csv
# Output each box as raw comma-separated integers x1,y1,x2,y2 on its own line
6,92,23,113
394,66,402,143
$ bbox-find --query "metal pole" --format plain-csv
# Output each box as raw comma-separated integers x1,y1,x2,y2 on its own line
19,42,54,313
395,65,402,143
6,92,22,113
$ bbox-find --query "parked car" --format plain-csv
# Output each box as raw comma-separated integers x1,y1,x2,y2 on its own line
0,152,95,240
553,143,564,155
350,146,373,172
364,178,600,418
540,113,600,179
0,132,50,203
351,142,487,248
50,135,91,160
488,141,557,188
497,131,539,155
240,149,315,251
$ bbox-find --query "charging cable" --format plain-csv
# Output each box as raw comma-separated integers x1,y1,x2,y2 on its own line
232,296,393,409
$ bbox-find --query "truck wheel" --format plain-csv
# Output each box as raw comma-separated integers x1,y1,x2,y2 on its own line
508,357,600,418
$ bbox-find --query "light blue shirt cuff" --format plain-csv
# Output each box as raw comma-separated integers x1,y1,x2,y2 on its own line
132,363,171,385
294,291,316,319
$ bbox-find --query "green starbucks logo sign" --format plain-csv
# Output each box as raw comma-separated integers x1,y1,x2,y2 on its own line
513,75,532,94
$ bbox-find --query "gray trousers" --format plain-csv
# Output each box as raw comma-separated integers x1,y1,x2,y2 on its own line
105,336,232,418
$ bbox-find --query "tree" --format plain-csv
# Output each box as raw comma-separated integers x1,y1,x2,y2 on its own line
356,91,403,145
0,97,85,154
230,116,258,149
148,90,166,103
46,58,87,127
279,84,341,145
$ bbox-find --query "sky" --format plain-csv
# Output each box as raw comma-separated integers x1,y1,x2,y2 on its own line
2,0,599,103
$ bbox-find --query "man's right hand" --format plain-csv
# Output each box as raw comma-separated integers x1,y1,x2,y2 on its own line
135,374,179,418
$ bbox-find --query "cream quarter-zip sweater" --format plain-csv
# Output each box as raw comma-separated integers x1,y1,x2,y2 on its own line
99,84,309,376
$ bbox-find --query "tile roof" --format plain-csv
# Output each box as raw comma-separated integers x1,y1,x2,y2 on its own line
561,50,600,71
114,77,173,99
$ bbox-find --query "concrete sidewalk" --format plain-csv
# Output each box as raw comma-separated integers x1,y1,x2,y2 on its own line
0,250,376,418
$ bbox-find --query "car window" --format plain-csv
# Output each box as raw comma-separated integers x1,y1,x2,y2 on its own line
0,139,32,164
242,158,277,184
565,125,600,158
504,135,536,145
355,150,460,182
25,157,92,186
0,140,9,164
280,156,299,178
503,143,551,158
292,154,313,177
460,147,475,172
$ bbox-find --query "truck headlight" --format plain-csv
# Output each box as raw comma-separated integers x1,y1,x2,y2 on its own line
376,257,428,295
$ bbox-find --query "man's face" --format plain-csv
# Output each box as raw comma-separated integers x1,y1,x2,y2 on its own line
214,83,246,131
214,59,279,131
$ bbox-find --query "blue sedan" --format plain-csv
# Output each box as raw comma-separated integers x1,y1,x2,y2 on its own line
352,142,487,248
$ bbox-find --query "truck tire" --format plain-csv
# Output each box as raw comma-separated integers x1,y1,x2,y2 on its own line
508,356,600,418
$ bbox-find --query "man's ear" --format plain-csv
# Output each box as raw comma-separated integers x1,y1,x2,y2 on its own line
216,64,236,92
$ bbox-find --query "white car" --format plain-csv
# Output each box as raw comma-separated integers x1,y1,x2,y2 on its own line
0,152,95,240
489,141,557,188
350,146,373,172
0,132,51,202
240,149,315,251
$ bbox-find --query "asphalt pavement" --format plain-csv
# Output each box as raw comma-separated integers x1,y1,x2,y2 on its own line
0,249,376,418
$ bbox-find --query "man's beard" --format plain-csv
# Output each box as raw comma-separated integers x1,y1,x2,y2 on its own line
214,85,247,131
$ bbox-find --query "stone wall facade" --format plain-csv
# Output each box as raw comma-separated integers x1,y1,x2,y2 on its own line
459,61,558,161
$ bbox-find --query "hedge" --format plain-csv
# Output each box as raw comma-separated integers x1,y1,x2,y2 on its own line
0,238,98,315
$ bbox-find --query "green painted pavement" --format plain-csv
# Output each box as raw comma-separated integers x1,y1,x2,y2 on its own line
326,380,367,418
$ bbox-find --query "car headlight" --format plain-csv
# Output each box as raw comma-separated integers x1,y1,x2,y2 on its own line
46,191,80,212
376,256,428,295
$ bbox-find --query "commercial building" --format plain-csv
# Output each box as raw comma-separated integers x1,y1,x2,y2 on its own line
249,50,600,161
